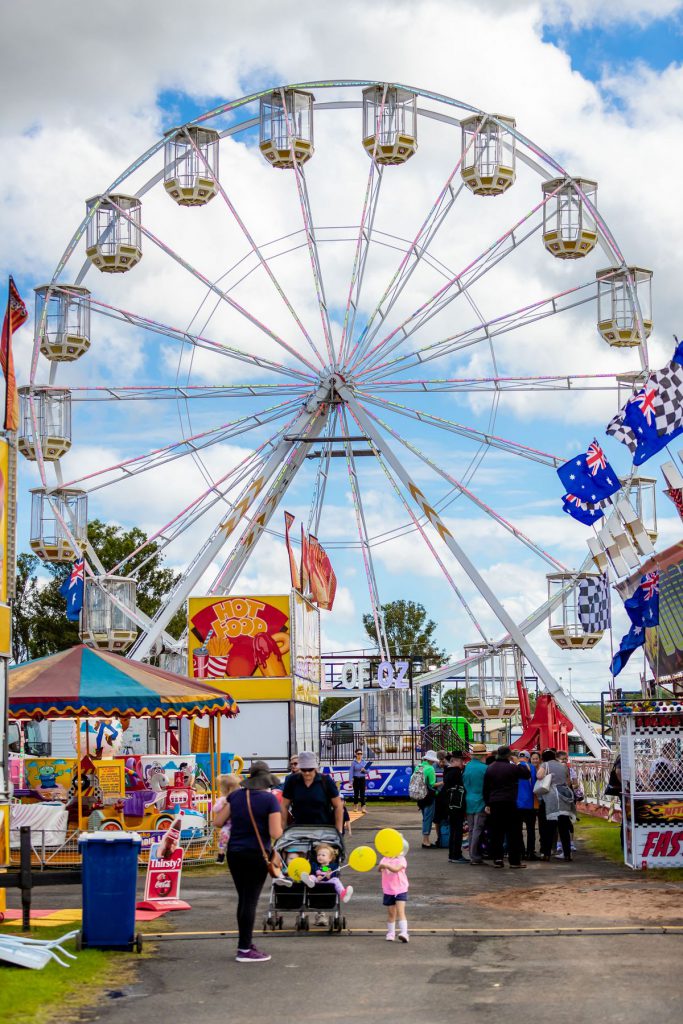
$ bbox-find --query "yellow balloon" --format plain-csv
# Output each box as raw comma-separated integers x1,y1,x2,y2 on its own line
374,828,404,858
287,856,311,882
348,845,377,872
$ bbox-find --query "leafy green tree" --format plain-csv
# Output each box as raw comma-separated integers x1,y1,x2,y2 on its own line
11,520,185,661
362,599,447,664
320,695,356,721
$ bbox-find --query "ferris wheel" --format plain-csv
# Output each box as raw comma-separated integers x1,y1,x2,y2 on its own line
23,81,657,757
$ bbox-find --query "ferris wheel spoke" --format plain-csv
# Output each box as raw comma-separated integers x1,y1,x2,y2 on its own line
58,383,310,402
56,398,303,493
354,181,564,378
337,140,385,366
279,91,336,369
359,391,560,467
372,372,624,394
362,277,596,382
340,387,604,752
110,406,306,578
306,410,338,536
181,127,328,371
87,294,315,384
352,399,566,571
345,128,483,371
372,442,490,643
128,392,330,661
339,408,389,659
105,195,323,377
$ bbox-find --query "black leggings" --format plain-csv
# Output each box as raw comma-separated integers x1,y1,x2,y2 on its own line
352,777,366,806
540,812,572,858
226,850,269,950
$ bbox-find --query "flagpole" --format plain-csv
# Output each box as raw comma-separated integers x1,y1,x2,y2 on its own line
1,279,26,905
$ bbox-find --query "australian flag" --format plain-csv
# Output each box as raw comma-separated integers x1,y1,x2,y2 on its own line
561,493,606,526
557,441,620,502
610,571,659,676
607,383,683,466
59,558,84,622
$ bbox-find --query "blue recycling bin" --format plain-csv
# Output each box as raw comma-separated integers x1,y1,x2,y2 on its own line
79,831,142,951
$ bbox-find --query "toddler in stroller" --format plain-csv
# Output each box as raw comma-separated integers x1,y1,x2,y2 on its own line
263,826,349,934
300,843,353,902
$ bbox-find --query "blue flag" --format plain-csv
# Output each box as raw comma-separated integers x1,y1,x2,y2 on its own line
59,559,84,622
561,493,605,526
557,442,620,502
610,621,646,676
607,384,683,466
624,571,660,629
610,571,659,676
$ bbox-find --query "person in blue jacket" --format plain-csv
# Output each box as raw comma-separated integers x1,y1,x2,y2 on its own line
515,750,538,860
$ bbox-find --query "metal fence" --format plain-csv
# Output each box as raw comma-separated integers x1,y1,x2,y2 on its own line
573,759,621,819
320,724,467,763
7,827,220,870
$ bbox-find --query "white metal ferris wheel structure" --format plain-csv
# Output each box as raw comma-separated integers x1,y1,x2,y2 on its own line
23,81,660,758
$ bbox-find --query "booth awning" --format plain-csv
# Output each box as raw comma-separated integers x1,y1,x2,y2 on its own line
9,644,239,720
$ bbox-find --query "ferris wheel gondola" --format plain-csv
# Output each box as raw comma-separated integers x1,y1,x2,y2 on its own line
24,81,659,756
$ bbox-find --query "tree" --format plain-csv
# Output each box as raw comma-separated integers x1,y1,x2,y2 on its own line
11,519,185,662
362,599,447,664
320,696,356,721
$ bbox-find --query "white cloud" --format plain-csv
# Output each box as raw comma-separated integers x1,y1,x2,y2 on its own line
6,2,683,702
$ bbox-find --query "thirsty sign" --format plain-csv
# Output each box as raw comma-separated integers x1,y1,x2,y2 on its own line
137,815,191,912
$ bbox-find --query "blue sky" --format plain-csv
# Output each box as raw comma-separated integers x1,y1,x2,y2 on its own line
3,0,683,704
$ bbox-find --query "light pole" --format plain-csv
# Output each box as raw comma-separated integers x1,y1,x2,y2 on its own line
568,667,572,697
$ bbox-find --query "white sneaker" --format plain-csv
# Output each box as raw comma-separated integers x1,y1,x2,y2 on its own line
299,872,316,889
386,932,395,941
398,932,409,943
342,885,353,903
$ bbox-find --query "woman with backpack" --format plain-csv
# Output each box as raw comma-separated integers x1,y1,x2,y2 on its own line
409,750,440,847
443,751,468,863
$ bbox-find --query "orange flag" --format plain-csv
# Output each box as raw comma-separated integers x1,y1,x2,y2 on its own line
1,277,28,431
308,533,337,611
283,511,300,589
300,523,310,595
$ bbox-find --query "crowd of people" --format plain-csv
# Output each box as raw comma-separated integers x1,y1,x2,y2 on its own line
416,744,582,866
212,743,584,964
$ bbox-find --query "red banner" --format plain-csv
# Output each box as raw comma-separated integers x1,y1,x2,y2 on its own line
1,277,28,431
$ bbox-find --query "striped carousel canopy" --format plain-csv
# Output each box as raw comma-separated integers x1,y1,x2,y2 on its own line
9,644,239,721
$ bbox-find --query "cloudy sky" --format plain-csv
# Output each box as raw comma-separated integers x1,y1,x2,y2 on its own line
3,0,683,702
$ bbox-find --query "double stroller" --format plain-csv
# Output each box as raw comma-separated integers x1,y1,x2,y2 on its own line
263,826,347,934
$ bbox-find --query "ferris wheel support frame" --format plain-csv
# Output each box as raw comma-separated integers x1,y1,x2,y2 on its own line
342,387,608,758
128,388,331,661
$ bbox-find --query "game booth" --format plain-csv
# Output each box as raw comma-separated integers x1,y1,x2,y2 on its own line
7,644,239,864
611,696,683,870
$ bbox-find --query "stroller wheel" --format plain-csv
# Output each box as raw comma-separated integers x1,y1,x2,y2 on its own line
303,915,310,931
277,916,284,930
328,919,334,935
342,916,347,931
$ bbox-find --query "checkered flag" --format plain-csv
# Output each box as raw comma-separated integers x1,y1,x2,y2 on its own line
653,361,683,436
578,573,611,633
651,339,683,437
606,407,636,453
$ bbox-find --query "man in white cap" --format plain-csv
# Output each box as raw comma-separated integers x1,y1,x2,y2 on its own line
417,750,440,848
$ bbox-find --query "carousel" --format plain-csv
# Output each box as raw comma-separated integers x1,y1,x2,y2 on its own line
7,645,238,863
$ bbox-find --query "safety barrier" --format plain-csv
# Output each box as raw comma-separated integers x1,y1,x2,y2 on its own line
7,827,220,870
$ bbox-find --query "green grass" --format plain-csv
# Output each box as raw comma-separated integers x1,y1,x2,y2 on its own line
578,814,683,881
0,921,162,1024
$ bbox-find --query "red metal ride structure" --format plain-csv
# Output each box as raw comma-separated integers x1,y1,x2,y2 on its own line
511,680,573,753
